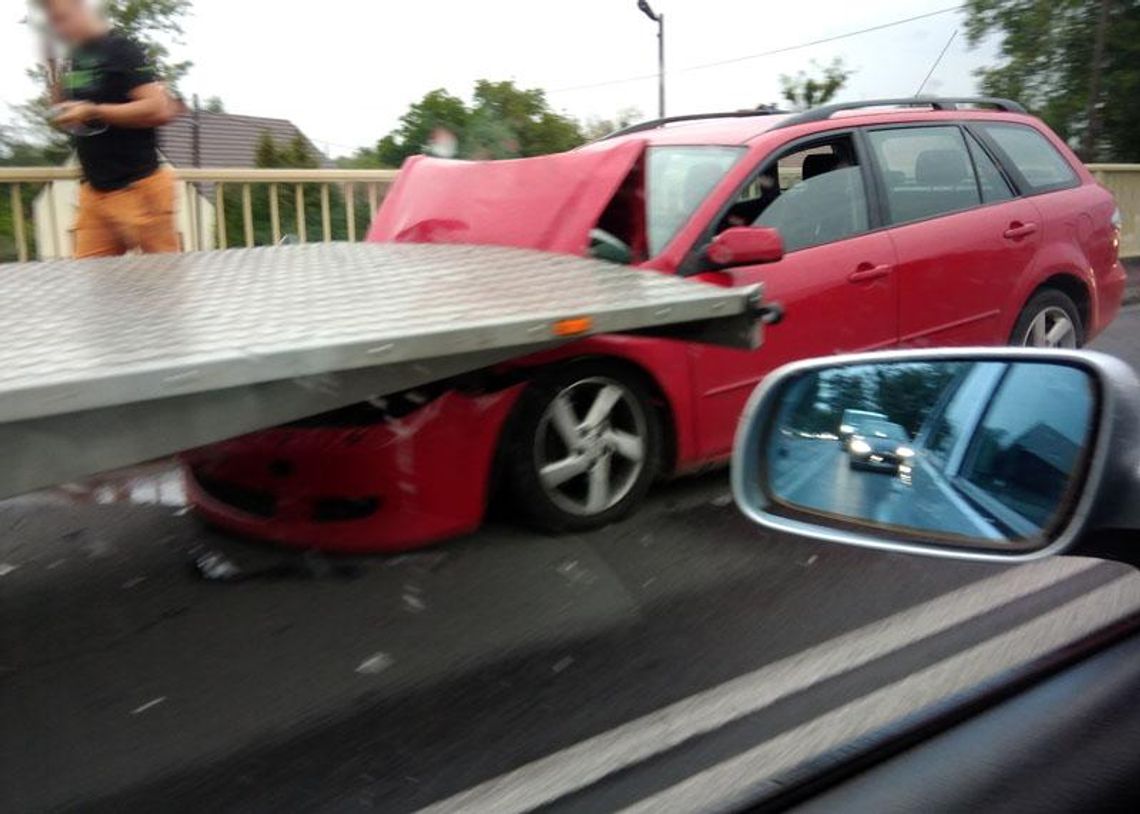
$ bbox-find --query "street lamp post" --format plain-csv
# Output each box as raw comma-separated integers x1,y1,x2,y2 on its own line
637,1,665,118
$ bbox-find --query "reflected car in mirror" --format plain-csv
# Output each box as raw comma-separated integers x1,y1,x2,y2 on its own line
732,348,1140,565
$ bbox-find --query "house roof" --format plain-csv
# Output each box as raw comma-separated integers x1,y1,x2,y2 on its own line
158,112,333,169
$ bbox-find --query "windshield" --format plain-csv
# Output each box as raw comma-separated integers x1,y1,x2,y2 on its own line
646,145,744,256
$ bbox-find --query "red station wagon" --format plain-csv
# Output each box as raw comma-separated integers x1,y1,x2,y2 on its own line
186,98,1127,551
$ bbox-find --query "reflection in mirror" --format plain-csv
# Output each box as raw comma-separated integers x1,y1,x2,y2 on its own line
766,361,1096,547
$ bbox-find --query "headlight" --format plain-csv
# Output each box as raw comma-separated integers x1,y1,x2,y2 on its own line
896,446,915,458
839,424,855,434
850,439,871,454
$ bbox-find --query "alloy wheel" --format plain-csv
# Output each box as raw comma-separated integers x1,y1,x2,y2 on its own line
533,377,648,516
1021,306,1078,348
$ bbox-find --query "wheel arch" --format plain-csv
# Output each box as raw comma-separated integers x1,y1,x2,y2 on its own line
1017,272,1092,339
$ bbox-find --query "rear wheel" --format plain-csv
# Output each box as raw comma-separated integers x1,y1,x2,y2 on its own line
1011,289,1084,348
504,362,663,532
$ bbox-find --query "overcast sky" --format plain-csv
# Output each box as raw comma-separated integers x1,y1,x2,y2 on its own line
0,0,999,157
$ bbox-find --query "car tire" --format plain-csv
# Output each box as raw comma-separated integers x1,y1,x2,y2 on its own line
1010,289,1084,348
503,361,663,533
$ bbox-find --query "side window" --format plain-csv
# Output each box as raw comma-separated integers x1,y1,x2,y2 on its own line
719,136,871,253
965,132,1014,204
958,364,1094,529
978,123,1079,193
866,126,981,225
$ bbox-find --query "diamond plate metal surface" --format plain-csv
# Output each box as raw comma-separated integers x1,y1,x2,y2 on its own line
0,243,752,423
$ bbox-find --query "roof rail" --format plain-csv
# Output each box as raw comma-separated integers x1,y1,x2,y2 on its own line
771,97,1027,130
600,106,785,140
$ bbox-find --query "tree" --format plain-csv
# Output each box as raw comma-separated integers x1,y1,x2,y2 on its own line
965,0,1140,161
582,107,644,141
779,59,851,111
204,96,225,114
375,88,470,167
373,80,585,167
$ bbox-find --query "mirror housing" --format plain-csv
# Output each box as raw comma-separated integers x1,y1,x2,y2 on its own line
731,348,1140,566
707,227,784,268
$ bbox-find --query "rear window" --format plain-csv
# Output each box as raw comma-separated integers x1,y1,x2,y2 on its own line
978,123,1079,194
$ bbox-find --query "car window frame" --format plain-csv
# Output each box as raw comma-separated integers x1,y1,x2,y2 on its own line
678,127,884,276
965,121,1082,197
860,122,1001,228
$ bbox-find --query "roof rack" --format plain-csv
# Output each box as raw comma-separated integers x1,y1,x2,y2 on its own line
600,106,785,140
771,97,1027,130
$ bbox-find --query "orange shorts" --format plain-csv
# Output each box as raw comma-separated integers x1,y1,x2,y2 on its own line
74,167,180,258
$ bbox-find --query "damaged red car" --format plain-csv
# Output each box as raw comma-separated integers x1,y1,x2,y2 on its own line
185,99,1126,552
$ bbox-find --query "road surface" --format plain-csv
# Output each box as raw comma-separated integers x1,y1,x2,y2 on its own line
1,307,1139,812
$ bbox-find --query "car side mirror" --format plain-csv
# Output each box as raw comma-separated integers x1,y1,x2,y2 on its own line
731,349,1140,567
707,226,784,268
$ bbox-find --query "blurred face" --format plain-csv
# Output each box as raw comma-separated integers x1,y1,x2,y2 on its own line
42,0,102,45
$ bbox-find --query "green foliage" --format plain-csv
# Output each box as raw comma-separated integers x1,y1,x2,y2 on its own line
99,0,194,87
582,107,644,141
203,95,225,113
374,80,586,167
780,59,851,111
965,0,1140,161
219,132,368,248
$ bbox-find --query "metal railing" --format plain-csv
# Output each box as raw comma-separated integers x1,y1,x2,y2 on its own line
3,164,1138,262
0,166,399,261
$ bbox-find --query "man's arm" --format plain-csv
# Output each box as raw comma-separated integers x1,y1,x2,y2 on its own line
54,83,178,129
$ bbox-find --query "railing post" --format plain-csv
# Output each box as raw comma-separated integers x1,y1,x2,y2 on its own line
46,182,61,259
215,182,228,249
242,183,254,247
185,183,198,251
368,183,379,218
295,184,307,243
321,184,332,242
10,184,29,263
269,183,281,244
345,182,357,242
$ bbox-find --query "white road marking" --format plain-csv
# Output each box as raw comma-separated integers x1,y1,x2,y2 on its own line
627,574,1140,813
419,559,1112,814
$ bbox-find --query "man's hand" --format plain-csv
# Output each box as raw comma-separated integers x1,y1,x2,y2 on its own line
52,101,100,129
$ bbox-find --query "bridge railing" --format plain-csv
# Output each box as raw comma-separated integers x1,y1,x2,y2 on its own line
0,166,399,261
2,164,1138,262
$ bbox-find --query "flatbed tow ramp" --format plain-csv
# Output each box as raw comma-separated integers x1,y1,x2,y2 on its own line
0,242,765,500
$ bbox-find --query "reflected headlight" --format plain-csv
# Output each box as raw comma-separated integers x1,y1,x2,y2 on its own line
850,439,871,454
896,446,915,458
839,424,855,434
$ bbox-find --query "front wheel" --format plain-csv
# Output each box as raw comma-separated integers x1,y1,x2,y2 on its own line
503,362,663,533
1011,289,1084,348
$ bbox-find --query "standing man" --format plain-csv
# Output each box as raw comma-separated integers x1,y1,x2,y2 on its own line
40,0,181,257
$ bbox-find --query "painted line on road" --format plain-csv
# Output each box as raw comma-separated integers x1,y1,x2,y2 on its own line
626,573,1140,812
418,558,1108,814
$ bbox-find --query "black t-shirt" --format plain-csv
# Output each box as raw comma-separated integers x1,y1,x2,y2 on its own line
65,32,159,191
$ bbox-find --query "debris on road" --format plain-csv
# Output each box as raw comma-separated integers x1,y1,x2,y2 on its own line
130,697,167,716
0,563,18,577
191,548,363,583
356,652,394,675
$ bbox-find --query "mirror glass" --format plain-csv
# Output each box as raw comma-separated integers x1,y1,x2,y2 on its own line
764,360,1096,547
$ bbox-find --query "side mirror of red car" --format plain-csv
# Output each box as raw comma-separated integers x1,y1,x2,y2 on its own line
707,227,784,268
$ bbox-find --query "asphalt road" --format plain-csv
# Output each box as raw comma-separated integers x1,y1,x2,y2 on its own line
2,307,1139,812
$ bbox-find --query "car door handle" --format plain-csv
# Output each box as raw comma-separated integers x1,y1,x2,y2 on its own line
848,264,892,283
1003,222,1038,240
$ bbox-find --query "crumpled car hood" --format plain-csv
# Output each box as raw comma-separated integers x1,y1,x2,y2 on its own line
366,140,645,255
